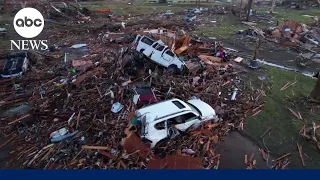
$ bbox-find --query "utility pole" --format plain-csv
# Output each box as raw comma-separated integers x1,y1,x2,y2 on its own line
246,0,253,22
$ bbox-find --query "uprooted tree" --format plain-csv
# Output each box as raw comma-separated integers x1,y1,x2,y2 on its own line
310,71,320,100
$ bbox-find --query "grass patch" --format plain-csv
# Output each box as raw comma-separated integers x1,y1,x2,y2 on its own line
255,7,320,25
243,66,320,168
195,6,320,40
85,3,185,15
195,15,247,40
274,8,320,24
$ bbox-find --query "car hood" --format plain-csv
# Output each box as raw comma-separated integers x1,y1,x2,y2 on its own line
187,99,216,119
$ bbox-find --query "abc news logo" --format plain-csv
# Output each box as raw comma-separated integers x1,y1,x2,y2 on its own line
11,7,48,50
15,17,43,27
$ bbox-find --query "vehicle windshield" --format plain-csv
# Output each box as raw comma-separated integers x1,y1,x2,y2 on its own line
185,102,202,116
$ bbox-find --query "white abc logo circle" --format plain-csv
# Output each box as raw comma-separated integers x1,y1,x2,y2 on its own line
13,7,44,38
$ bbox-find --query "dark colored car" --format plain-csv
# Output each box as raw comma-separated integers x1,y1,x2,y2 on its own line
1,51,29,78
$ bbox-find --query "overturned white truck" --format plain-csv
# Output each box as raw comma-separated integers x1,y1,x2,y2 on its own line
132,34,187,73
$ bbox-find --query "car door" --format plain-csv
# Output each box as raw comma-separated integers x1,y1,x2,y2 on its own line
136,36,145,51
174,112,201,132
161,49,175,67
152,120,169,144
150,44,165,64
143,42,159,57
137,36,154,52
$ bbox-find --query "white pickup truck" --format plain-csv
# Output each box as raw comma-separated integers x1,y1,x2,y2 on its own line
132,35,186,73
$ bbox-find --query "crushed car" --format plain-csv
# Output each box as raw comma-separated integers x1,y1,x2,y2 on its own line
0,27,7,37
184,8,203,14
1,51,29,78
184,13,197,22
135,98,219,148
132,35,187,73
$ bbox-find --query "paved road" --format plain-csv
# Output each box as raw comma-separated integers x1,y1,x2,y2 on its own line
218,131,272,169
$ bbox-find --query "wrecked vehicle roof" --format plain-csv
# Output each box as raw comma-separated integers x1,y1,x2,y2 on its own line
136,98,192,121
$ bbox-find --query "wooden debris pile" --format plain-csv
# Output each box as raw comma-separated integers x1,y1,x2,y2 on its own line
271,153,291,169
0,12,267,169
299,123,320,152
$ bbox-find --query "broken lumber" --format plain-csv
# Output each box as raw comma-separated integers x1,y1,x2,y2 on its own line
98,150,117,160
280,82,290,91
282,161,291,169
249,153,254,162
8,114,31,125
307,106,320,109
0,135,17,150
280,81,297,91
0,99,26,108
298,112,302,120
252,109,262,117
288,108,302,120
297,143,305,167
299,125,306,135
259,148,267,161
274,153,291,162
81,145,110,150
252,104,264,113
244,154,248,164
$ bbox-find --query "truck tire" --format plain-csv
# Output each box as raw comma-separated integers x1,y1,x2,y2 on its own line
167,64,178,74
